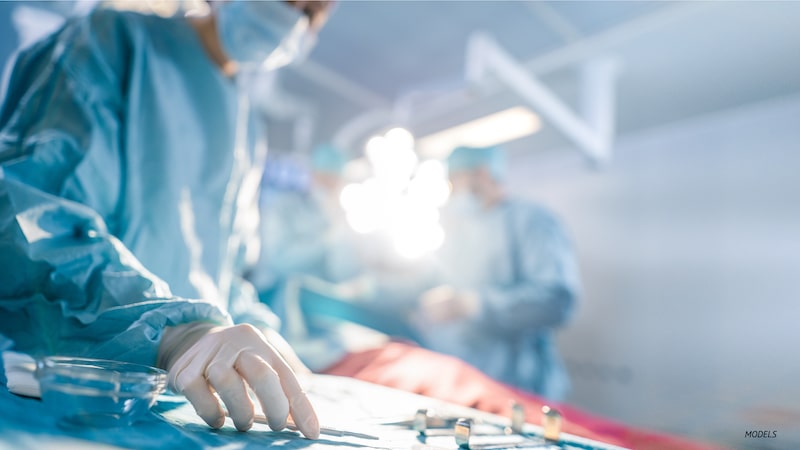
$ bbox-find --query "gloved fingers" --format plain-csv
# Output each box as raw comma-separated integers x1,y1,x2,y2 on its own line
287,382,320,440
179,373,226,429
267,352,320,440
262,328,311,375
206,361,254,431
244,324,319,438
236,351,291,432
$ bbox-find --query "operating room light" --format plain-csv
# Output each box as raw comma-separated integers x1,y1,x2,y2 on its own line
384,127,415,149
407,160,450,208
339,128,450,258
366,133,418,192
345,210,380,234
339,183,364,212
415,106,541,158
392,223,445,259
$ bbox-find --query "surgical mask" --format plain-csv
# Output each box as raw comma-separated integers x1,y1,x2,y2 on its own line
446,191,482,217
216,0,315,70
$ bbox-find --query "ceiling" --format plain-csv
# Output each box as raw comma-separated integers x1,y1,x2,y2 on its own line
1,1,799,161
274,1,800,159
308,1,666,100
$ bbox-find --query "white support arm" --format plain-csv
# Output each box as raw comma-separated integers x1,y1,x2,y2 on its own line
466,32,618,164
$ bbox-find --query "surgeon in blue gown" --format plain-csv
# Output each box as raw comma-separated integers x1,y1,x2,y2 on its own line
415,145,581,401
251,144,361,303
249,144,378,370
0,0,334,437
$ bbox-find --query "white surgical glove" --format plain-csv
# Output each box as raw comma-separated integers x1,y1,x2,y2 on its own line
158,323,320,438
261,327,311,375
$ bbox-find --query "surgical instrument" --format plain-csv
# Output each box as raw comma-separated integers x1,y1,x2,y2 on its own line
252,413,380,440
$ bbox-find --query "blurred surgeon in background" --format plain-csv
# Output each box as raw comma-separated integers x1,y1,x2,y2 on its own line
250,144,363,315
415,145,581,401
0,0,335,437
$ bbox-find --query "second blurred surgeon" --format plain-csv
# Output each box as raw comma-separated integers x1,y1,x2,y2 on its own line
416,146,581,401
0,0,334,438
252,144,361,301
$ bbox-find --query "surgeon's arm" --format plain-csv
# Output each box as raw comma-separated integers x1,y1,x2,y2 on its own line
0,175,232,360
0,178,317,435
0,12,318,436
476,209,580,332
0,10,230,364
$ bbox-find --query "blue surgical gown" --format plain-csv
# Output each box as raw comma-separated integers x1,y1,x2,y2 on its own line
0,9,276,366
422,199,580,400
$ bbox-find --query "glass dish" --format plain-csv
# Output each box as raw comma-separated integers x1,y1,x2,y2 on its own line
35,356,167,428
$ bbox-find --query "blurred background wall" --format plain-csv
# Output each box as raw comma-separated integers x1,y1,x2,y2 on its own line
509,94,800,447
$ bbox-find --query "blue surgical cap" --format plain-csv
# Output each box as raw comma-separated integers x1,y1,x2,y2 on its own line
311,144,347,174
446,145,507,180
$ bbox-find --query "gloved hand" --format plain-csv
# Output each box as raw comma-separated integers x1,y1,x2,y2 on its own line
158,323,319,437
418,285,480,323
261,327,311,375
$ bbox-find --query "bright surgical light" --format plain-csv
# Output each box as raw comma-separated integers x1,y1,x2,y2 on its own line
388,198,444,259
408,159,450,207
389,198,439,227
385,127,414,149
339,183,363,212
416,159,446,180
368,134,418,189
346,210,379,234
363,177,398,205
365,136,387,164
408,176,449,208
341,178,385,233
388,146,418,180
392,223,445,259
347,128,447,258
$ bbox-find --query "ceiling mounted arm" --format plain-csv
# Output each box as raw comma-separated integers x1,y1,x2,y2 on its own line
466,32,618,164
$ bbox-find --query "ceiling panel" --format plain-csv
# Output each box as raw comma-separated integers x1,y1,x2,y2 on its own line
311,1,565,99
296,1,800,153
3,0,797,158
545,0,671,36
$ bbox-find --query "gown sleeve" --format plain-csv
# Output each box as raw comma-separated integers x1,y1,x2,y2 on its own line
0,10,231,367
477,203,581,333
